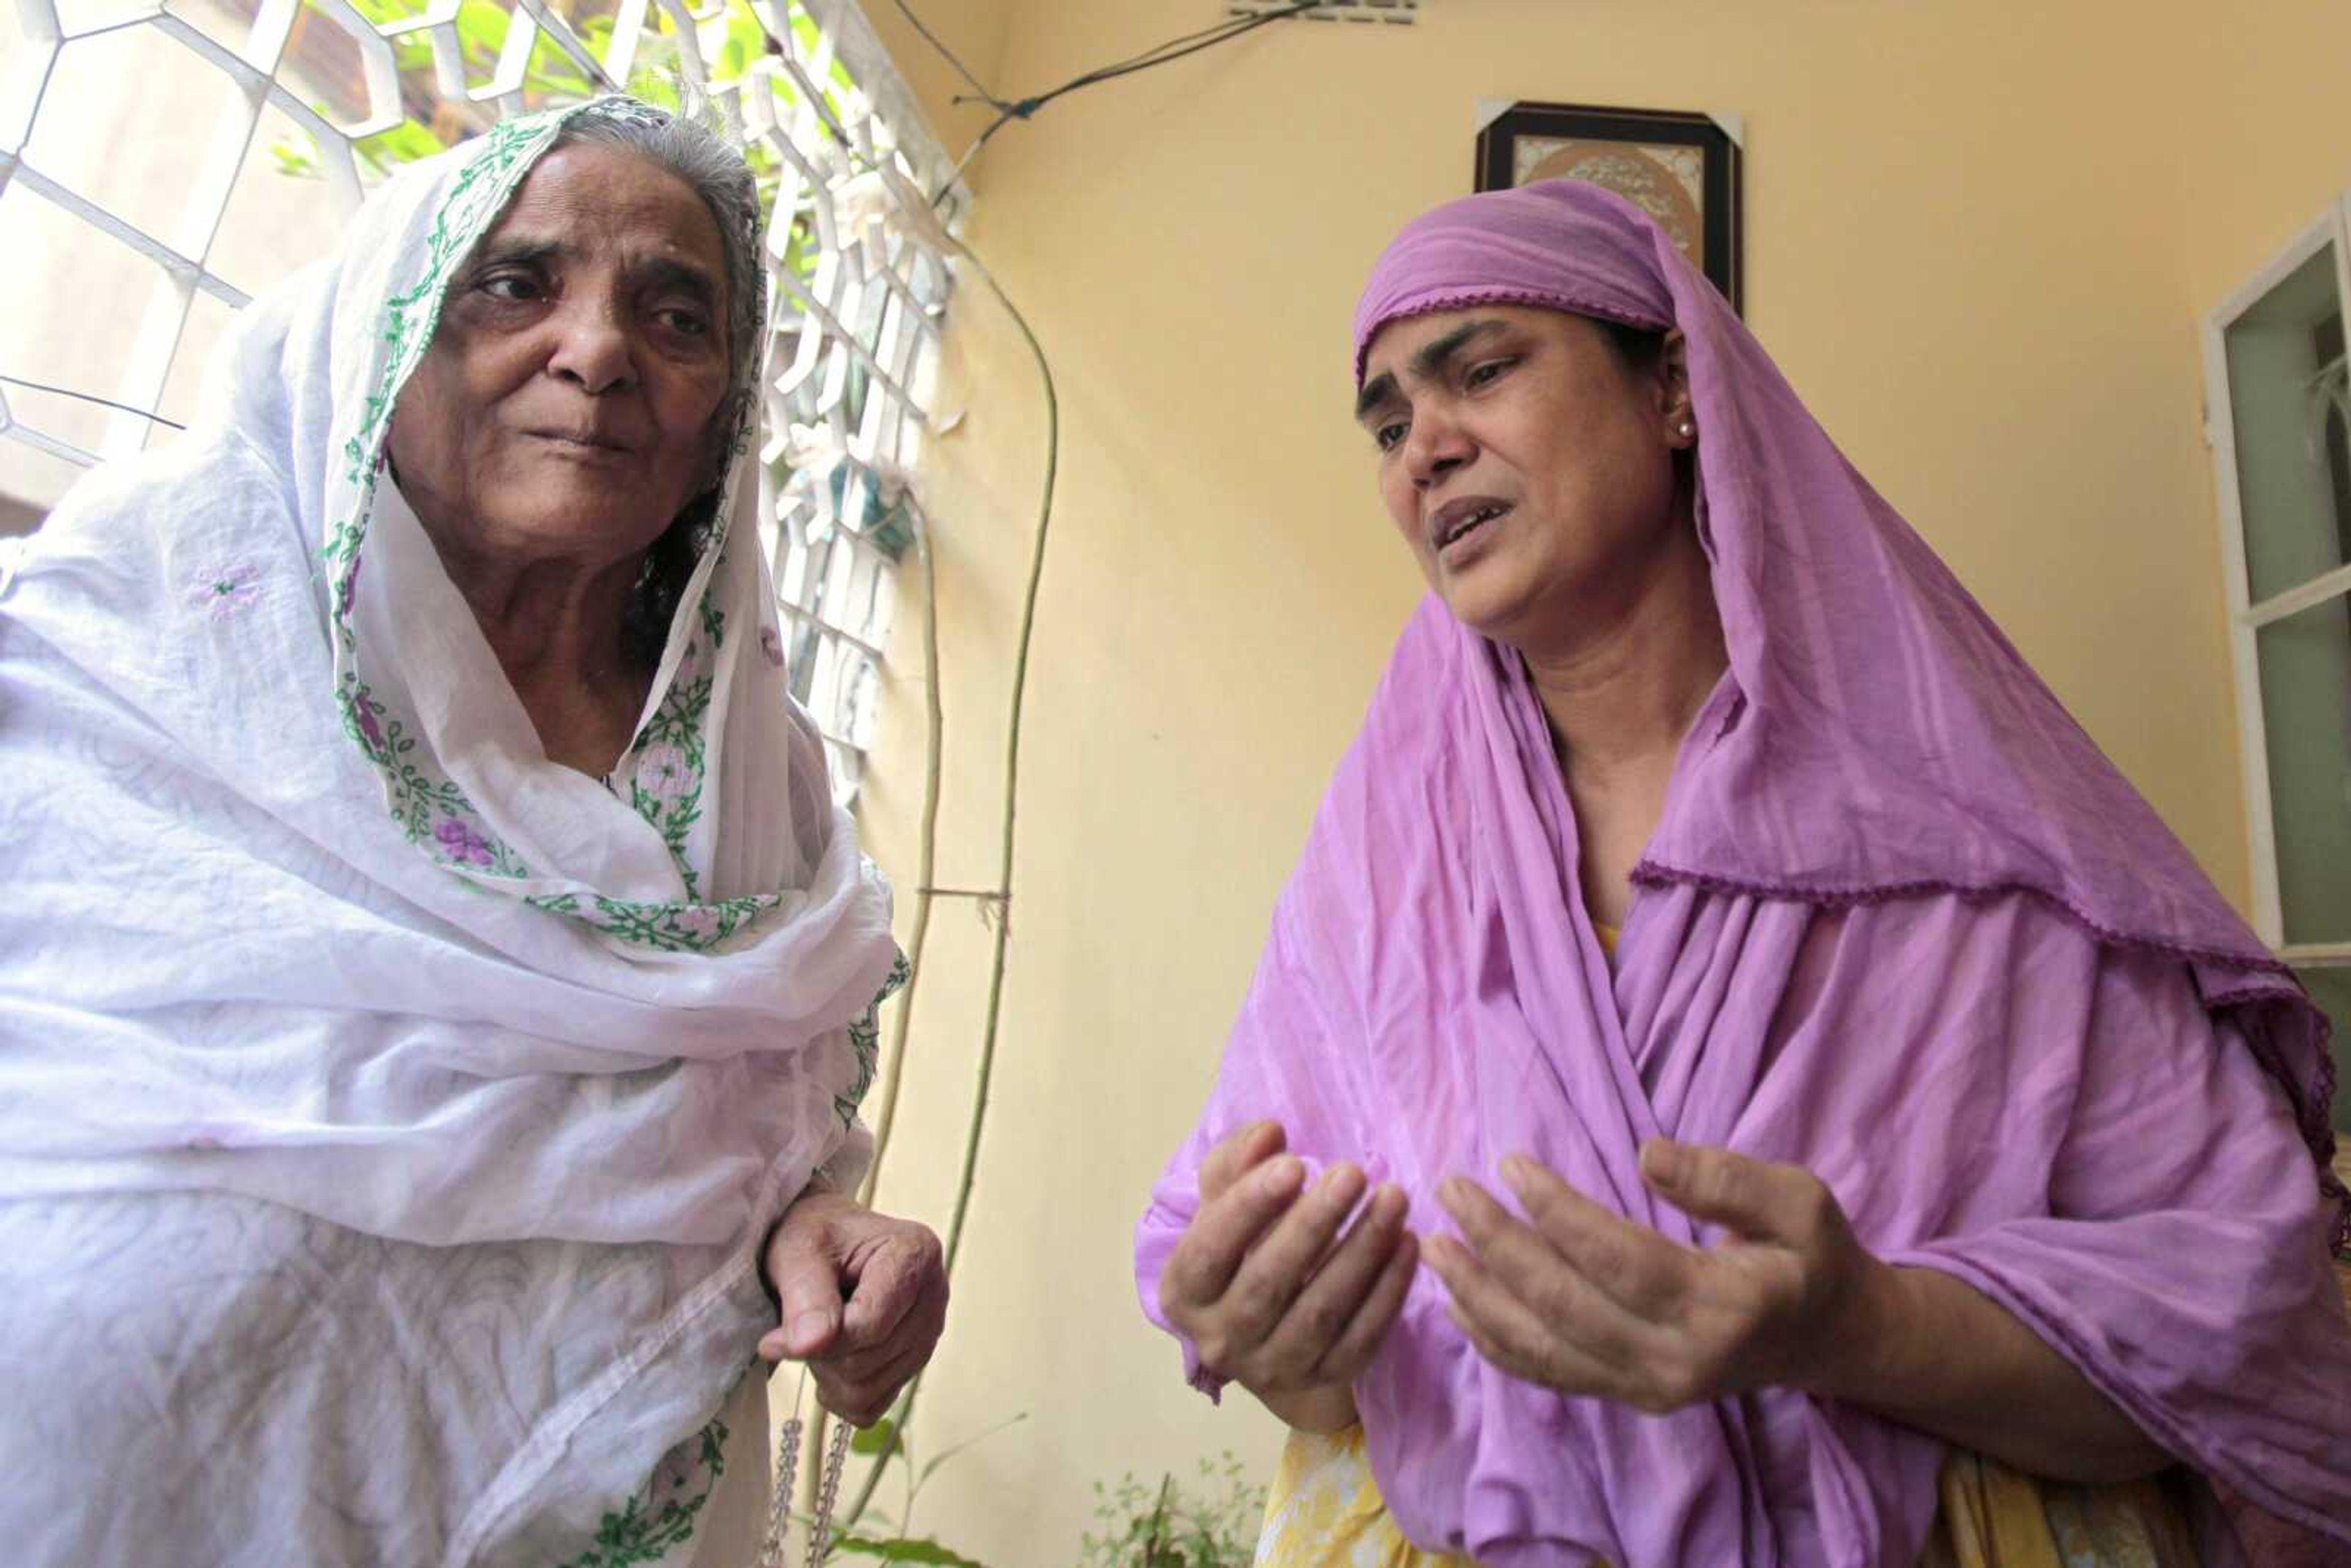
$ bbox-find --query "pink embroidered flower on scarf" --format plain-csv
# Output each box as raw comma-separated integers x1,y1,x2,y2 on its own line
675,905,721,940
187,563,264,620
433,817,495,868
348,683,386,752
759,628,786,668
635,743,692,806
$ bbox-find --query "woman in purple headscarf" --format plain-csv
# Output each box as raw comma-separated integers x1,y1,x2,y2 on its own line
1133,181,2351,1567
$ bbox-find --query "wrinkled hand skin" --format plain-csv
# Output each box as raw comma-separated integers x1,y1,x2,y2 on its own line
1427,1139,1873,1414
759,1191,948,1427
1158,1121,1419,1434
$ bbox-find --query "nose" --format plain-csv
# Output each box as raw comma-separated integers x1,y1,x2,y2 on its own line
1404,407,1473,492
545,297,637,397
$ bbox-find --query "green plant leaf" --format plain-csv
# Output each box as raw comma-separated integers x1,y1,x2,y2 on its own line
828,1536,988,1566
268,136,321,178
1074,1453,1261,1568
850,1417,901,1458
915,1411,1026,1488
454,0,511,69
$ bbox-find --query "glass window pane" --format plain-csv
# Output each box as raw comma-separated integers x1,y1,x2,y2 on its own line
2258,591,2351,945
150,290,239,445
23,20,250,255
203,104,356,302
2224,242,2351,605
0,181,174,459
2296,966,2351,1135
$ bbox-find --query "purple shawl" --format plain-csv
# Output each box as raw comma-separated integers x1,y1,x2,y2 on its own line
1135,182,2351,1565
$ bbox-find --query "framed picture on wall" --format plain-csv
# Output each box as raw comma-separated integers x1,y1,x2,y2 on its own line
1474,101,1744,313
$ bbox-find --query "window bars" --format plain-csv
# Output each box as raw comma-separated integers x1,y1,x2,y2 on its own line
0,0,958,803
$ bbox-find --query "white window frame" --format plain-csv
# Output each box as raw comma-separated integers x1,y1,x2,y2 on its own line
2201,195,2351,966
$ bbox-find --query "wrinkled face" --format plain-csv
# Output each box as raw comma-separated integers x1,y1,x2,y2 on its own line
1355,305,1690,650
387,143,733,574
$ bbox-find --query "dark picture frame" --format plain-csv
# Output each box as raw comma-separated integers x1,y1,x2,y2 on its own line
1474,101,1744,313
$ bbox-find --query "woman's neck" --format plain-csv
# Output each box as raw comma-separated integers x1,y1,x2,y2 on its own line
1517,520,1728,929
421,522,651,775
1520,522,1728,786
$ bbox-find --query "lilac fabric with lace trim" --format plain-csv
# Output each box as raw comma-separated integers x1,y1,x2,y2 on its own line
1134,181,2351,1566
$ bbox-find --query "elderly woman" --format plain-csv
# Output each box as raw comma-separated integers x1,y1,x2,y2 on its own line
0,99,943,1566
1136,182,2351,1566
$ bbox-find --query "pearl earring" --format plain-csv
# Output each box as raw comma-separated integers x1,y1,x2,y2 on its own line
1677,420,1696,438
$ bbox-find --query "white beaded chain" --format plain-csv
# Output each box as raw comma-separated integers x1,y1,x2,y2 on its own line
758,1367,853,1568
805,1419,852,1567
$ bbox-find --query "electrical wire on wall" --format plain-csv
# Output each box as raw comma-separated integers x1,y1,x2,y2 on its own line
827,0,1330,1541
899,0,1329,199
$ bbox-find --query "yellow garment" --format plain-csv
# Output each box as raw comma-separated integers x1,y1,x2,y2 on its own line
1256,1425,1471,1567
1254,1431,2199,1567
1924,1454,2200,1567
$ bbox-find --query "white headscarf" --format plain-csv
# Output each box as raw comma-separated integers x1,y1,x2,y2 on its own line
0,100,897,1565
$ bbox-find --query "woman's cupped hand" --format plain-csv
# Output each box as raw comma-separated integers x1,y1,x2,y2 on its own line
1156,1122,1420,1434
1425,1139,1883,1414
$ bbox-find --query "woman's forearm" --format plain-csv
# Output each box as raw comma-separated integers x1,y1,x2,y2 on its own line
1810,1261,2170,1484
1256,1381,1360,1435
1252,1258,2173,1471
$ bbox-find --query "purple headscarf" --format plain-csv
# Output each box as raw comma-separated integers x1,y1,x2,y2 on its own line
1137,181,2350,1566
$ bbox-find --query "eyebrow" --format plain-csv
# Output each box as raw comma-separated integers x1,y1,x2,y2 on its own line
1354,319,1509,421
468,239,722,312
471,238,569,273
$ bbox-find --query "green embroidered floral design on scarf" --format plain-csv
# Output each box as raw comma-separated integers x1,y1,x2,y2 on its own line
524,889,774,953
628,587,725,901
557,1417,729,1568
323,105,566,882
836,950,910,1126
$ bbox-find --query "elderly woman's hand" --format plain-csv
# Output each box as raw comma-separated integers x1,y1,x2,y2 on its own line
1157,1121,1419,1434
758,1191,947,1428
1424,1139,1880,1414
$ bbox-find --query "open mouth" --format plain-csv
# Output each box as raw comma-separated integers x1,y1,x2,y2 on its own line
1434,501,1511,550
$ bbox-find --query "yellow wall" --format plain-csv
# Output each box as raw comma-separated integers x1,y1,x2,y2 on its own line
848,0,1016,179
2164,3,2351,315
837,2,2351,1559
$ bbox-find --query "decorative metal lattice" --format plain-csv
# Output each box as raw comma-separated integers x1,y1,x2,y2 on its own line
0,0,958,801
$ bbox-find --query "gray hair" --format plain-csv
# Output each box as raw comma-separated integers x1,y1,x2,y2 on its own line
552,100,766,666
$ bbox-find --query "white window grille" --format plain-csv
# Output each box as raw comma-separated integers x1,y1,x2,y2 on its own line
0,0,958,803
2202,194,2351,1122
